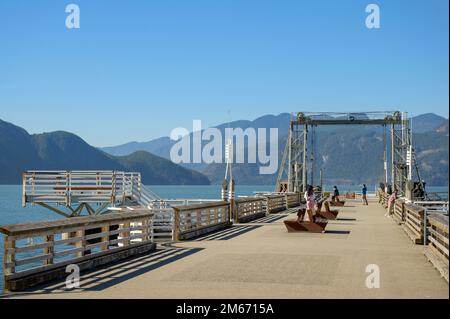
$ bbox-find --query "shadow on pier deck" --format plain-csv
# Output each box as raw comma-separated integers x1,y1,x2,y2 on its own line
4,198,448,299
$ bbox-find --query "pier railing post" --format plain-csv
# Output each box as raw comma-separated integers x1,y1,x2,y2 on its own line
22,172,26,207
44,235,54,265
3,237,15,291
423,209,428,246
173,208,180,241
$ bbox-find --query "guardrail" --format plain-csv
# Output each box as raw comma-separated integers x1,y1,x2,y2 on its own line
23,170,122,205
265,194,288,213
253,192,302,212
172,201,231,240
393,199,405,225
377,188,389,208
22,170,145,206
403,203,426,244
413,201,449,213
149,199,222,242
424,213,449,282
234,197,266,223
286,193,301,208
0,211,155,291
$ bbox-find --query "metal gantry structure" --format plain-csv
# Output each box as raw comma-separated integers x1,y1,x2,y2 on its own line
22,170,161,217
276,111,416,196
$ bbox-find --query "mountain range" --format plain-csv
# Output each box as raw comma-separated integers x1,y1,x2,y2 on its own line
101,112,449,186
0,119,210,185
1,113,448,186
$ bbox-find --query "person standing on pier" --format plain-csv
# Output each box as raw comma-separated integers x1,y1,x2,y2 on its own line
302,185,316,222
332,186,340,202
385,189,398,217
362,184,368,205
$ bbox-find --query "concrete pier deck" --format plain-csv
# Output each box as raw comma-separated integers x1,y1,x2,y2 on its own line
6,197,449,299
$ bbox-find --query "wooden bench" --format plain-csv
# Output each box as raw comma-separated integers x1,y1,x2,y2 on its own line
283,208,328,233
329,196,346,207
315,196,339,220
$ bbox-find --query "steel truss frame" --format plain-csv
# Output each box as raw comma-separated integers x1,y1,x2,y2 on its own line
276,111,413,195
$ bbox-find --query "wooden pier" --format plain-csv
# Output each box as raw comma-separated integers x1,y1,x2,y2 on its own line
1,196,448,298
1,112,447,298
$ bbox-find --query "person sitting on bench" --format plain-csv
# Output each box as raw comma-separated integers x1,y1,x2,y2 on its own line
331,186,340,202
301,185,316,222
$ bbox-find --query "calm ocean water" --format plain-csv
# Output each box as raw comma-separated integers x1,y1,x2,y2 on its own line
0,184,448,292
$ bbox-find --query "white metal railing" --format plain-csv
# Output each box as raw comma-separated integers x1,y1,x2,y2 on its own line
23,170,129,206
413,201,449,213
23,170,166,209
123,172,161,206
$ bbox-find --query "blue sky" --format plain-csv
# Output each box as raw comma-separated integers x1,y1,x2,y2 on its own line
0,0,448,146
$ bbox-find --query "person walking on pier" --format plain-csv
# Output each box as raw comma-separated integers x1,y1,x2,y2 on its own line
385,189,397,217
362,184,368,205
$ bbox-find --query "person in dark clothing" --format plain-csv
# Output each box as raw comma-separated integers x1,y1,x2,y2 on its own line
332,186,340,202
362,184,368,205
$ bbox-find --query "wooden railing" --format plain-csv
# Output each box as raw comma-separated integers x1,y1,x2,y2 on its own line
403,203,426,244
377,188,389,208
286,193,301,208
150,199,222,242
425,214,449,282
0,211,155,291
393,199,405,225
234,197,266,223
172,201,231,240
265,194,287,213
